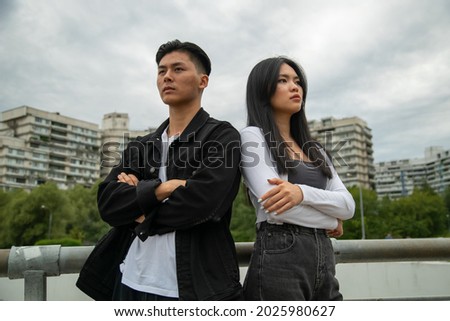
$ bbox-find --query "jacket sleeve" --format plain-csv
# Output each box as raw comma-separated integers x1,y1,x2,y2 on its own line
97,139,162,227
146,124,241,234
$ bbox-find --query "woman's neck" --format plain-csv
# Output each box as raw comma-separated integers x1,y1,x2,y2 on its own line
274,114,292,142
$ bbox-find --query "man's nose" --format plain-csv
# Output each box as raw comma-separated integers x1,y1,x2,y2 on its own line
163,70,173,82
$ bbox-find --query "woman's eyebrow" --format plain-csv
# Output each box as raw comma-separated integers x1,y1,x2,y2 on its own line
279,73,300,80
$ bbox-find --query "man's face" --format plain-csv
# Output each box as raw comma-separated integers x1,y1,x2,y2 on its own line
157,51,208,107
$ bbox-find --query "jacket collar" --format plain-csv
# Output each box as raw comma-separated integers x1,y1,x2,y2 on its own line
153,108,210,141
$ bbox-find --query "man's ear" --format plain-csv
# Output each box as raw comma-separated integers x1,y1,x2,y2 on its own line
199,74,209,89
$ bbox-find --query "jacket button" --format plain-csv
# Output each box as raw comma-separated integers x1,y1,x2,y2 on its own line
150,167,156,174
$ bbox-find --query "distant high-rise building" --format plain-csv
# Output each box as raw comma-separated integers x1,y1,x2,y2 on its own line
0,106,101,190
308,116,375,189
375,146,450,198
100,112,150,178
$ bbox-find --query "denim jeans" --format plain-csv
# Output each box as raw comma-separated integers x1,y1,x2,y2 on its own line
243,222,343,301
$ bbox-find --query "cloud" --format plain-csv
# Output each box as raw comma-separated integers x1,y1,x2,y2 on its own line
0,0,449,163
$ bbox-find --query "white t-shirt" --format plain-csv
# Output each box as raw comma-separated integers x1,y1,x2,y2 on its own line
120,128,178,298
240,126,355,229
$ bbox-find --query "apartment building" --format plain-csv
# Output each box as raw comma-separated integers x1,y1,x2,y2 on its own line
100,112,150,178
308,116,375,189
375,146,450,198
0,106,101,190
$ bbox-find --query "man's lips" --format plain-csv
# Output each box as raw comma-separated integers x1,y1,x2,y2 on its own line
163,86,175,93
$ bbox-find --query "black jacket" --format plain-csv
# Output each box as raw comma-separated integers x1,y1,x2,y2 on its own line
80,108,242,300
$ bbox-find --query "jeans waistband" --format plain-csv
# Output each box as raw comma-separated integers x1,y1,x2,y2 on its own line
258,221,328,236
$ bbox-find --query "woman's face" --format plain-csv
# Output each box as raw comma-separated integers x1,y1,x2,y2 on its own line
270,63,304,117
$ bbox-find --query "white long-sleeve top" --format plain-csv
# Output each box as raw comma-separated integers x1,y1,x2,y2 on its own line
240,126,355,230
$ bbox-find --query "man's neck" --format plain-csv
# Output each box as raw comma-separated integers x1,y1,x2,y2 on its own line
167,103,201,137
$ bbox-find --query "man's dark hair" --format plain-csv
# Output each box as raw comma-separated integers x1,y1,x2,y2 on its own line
156,39,211,76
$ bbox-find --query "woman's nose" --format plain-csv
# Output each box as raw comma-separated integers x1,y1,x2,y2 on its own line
290,81,299,91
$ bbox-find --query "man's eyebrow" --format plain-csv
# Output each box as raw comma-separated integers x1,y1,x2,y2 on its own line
158,61,186,69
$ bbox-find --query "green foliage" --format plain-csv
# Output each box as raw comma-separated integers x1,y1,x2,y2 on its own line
0,180,449,248
65,181,109,244
35,238,82,246
0,181,108,247
341,187,380,239
230,183,256,242
342,185,449,239
4,182,71,246
0,189,13,247
443,186,450,213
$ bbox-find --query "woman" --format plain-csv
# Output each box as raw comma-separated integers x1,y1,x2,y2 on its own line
240,57,355,300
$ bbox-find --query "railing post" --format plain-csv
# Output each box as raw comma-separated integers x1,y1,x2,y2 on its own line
24,270,47,301
8,245,60,301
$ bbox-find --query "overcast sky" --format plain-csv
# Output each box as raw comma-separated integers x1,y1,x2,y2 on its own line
1,0,449,162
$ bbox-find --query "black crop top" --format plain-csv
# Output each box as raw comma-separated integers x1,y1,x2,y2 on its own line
287,160,327,190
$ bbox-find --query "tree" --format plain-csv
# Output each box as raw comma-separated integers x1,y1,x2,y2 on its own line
341,185,449,239
443,186,450,234
341,186,380,239
3,189,36,246
230,183,256,242
380,187,447,238
1,177,449,248
5,182,72,246
0,189,13,247
66,180,109,244
444,186,450,210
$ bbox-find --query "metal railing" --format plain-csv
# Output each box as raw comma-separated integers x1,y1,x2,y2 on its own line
1,238,450,300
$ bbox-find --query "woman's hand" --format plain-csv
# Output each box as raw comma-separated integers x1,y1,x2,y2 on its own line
259,178,304,215
327,219,343,238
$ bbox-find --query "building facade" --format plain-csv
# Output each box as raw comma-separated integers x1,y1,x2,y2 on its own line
100,112,150,178
375,146,450,198
308,116,375,189
0,106,156,190
0,106,101,190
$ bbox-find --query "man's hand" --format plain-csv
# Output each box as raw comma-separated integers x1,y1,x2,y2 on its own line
155,179,186,202
117,173,186,221
117,172,143,222
117,172,139,186
259,178,303,215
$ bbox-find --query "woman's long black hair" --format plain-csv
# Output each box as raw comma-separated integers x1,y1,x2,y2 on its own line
246,57,332,178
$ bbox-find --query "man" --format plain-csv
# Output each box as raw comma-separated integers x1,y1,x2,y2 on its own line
80,40,242,300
